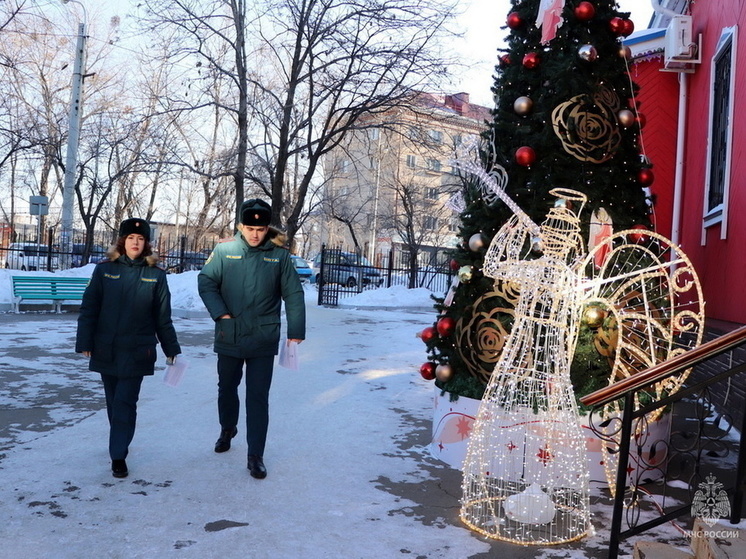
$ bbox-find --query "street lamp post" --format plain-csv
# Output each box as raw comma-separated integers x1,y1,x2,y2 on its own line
60,0,88,269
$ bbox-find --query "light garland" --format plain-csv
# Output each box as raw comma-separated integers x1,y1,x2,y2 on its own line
461,189,593,545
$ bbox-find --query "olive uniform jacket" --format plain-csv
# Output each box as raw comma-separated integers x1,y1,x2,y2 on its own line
197,228,306,358
75,252,181,377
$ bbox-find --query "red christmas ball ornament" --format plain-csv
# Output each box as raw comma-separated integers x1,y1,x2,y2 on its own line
420,326,437,343
499,54,512,68
609,17,625,35
638,168,655,186
449,258,460,271
419,362,436,381
436,316,456,337
621,18,635,37
515,146,536,167
507,11,524,29
522,52,540,69
628,225,650,244
575,1,596,21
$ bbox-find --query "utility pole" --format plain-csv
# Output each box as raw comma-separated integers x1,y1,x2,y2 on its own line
60,7,87,269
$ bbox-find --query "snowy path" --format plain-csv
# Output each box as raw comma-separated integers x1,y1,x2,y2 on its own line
0,304,494,558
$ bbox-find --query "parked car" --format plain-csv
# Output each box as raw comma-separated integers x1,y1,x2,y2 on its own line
163,250,208,273
312,251,383,289
72,243,107,267
290,255,313,282
4,243,59,271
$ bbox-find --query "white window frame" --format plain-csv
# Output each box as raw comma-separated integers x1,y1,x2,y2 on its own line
702,25,737,243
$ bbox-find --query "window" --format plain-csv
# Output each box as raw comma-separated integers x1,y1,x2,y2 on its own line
339,159,350,174
406,154,416,168
425,187,438,200
423,216,437,230
368,128,380,141
453,134,462,146
428,130,443,144
426,158,441,172
703,26,737,240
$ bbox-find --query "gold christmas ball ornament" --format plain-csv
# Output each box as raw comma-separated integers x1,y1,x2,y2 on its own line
578,44,598,62
583,305,607,328
458,265,473,282
468,233,485,251
618,109,635,128
619,45,632,60
435,364,454,382
513,96,534,116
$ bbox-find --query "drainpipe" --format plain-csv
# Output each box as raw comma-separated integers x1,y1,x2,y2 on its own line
670,73,687,246
651,0,688,246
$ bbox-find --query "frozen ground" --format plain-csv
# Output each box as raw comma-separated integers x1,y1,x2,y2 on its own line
0,267,728,558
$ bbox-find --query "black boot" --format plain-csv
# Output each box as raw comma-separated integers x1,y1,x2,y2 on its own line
112,459,128,478
247,455,267,479
214,427,237,453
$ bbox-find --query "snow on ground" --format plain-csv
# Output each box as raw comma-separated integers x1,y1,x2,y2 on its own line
0,266,717,558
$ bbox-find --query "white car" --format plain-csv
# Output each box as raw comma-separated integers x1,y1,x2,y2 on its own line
4,242,59,271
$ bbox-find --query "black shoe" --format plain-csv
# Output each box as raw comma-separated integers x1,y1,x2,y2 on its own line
214,427,238,453
247,455,267,479
112,459,128,478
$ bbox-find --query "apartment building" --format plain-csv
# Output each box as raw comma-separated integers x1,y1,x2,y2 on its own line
316,92,492,265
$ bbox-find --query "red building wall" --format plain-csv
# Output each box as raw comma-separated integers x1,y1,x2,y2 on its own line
631,58,680,238
678,3,746,325
630,4,746,325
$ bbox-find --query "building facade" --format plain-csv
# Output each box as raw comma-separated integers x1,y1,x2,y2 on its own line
317,92,492,266
626,0,746,326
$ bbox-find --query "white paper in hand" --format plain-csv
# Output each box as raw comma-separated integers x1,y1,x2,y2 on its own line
164,357,188,387
278,339,299,370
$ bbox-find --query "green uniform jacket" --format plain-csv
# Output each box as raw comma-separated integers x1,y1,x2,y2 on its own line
76,254,181,377
197,230,306,358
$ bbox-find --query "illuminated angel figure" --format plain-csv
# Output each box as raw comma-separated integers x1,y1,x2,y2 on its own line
460,186,593,545
453,154,705,544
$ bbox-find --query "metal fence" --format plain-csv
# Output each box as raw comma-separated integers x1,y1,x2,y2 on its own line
315,244,451,306
0,227,220,273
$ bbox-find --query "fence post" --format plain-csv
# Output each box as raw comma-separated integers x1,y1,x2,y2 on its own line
47,227,55,272
386,248,394,289
317,243,326,306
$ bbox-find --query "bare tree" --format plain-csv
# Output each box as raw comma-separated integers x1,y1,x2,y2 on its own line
138,0,458,248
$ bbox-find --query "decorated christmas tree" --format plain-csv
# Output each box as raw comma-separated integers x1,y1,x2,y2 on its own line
419,0,657,401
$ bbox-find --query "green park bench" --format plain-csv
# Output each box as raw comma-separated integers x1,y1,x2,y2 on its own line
11,276,90,313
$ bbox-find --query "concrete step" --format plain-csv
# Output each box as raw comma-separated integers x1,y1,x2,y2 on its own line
633,540,694,559
690,518,746,559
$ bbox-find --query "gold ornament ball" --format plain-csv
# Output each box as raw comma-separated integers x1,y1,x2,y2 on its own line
458,265,473,282
619,45,632,60
618,109,635,128
583,306,607,328
435,364,454,382
468,233,485,251
513,96,533,116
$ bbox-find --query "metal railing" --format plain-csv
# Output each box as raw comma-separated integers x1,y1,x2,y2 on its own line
580,325,746,558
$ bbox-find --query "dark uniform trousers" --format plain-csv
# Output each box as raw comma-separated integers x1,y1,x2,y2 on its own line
101,374,144,461
217,354,274,457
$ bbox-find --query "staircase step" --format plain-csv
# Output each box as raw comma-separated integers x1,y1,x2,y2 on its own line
633,541,694,559
690,518,746,559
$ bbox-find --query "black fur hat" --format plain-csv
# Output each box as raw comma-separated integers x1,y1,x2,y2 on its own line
119,218,151,241
240,199,271,226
